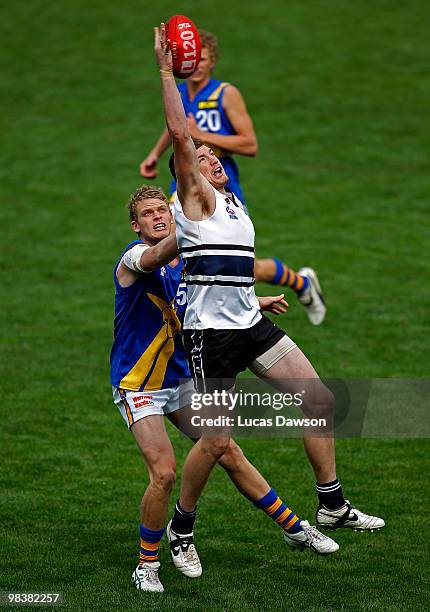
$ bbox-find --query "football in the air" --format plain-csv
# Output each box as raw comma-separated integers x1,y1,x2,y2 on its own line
165,15,201,79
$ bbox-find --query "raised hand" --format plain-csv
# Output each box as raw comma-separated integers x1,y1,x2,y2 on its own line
154,23,173,72
140,153,158,178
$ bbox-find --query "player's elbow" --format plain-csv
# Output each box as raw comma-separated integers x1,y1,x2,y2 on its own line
168,126,189,144
243,137,258,157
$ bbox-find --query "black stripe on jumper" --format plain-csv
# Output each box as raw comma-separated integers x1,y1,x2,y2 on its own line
185,254,255,278
179,243,254,254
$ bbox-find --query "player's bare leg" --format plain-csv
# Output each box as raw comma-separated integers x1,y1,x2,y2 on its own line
132,416,177,527
167,411,268,499
167,413,338,555
131,416,176,592
260,346,336,482
179,434,231,511
165,433,229,578
261,347,384,531
217,440,270,499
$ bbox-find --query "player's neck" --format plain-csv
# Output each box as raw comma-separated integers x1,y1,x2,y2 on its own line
214,185,227,196
141,235,163,248
186,76,211,100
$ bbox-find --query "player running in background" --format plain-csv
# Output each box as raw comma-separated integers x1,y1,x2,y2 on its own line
154,21,384,576
110,185,338,592
140,29,326,325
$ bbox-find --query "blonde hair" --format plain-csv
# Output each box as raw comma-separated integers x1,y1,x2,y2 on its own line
127,185,168,223
199,29,220,65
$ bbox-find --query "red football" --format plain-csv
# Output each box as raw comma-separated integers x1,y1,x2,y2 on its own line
165,15,201,79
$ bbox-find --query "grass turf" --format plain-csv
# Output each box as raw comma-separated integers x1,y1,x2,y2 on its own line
1,0,429,610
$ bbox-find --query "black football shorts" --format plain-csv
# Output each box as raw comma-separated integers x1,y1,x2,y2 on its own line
183,314,287,392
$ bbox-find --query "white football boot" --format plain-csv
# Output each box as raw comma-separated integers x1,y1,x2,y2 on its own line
166,520,202,578
316,500,385,531
297,267,326,325
284,520,339,554
131,561,164,592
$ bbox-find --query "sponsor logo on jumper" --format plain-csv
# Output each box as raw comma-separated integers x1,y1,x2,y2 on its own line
198,100,219,109
226,205,238,220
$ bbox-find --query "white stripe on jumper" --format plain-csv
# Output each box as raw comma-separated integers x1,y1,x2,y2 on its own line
182,248,254,258
186,274,254,283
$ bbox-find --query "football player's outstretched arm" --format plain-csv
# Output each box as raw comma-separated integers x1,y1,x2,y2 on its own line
117,233,179,287
154,24,214,221
139,232,179,271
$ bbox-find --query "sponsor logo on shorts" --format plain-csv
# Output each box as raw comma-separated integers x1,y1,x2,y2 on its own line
132,395,155,409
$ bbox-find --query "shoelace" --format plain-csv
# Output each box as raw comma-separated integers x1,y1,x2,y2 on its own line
171,534,199,565
141,567,160,584
183,543,199,565
302,525,326,542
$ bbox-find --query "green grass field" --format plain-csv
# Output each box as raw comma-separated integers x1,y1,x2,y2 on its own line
1,0,429,610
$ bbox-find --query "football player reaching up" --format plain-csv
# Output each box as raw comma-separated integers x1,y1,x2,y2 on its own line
140,29,326,325
154,20,384,577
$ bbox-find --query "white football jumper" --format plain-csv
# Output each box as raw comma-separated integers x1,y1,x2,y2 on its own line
174,187,262,331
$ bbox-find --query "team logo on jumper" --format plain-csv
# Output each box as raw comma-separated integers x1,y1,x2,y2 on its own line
226,205,238,220
132,395,155,409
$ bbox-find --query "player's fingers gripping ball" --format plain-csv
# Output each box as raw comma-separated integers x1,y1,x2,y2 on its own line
165,15,201,78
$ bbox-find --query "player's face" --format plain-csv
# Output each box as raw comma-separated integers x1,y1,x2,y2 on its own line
189,47,214,83
132,198,172,244
197,145,229,189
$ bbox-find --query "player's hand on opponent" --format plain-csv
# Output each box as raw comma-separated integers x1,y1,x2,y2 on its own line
186,113,202,139
257,294,288,316
154,22,173,72
140,153,158,178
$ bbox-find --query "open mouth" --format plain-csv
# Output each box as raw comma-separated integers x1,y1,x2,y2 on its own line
153,222,167,231
213,166,223,178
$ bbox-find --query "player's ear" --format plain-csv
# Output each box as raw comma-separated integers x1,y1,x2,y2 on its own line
131,220,140,234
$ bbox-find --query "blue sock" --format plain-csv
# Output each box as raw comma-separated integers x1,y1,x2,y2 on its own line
139,524,165,565
269,258,310,294
254,488,302,534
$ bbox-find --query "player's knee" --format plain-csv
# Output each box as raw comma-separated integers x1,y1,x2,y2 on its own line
202,435,230,459
152,465,176,493
303,385,334,419
254,259,262,280
253,259,274,283
219,440,245,471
